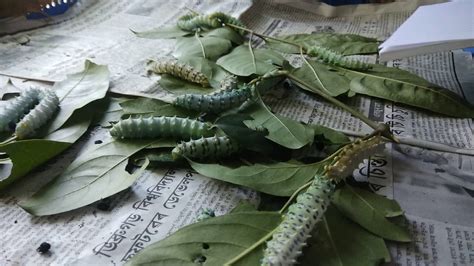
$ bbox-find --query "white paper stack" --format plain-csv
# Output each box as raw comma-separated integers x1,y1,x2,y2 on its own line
379,1,474,61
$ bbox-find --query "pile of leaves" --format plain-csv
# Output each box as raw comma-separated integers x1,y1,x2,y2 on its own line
1,10,473,266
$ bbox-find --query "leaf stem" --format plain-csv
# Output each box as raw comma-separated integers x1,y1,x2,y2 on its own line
195,31,207,58
0,136,17,146
224,226,279,266
248,32,257,74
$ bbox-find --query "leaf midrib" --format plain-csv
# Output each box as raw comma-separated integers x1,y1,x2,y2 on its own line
341,66,466,104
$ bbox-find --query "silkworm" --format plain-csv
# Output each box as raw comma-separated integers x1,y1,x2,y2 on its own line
0,87,40,131
148,59,209,87
208,12,246,35
218,75,238,92
176,12,246,35
109,116,214,140
262,175,335,265
307,46,372,71
171,135,239,160
173,85,252,113
176,13,200,31
324,136,385,180
15,89,60,139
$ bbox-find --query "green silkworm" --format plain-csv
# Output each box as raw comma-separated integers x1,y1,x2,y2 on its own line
307,46,372,71
176,12,246,35
171,135,239,160
0,87,40,131
148,58,209,87
174,85,253,113
110,116,214,140
261,175,335,265
15,89,60,139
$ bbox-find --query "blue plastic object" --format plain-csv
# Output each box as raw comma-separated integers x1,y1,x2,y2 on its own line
26,0,78,20
462,47,474,56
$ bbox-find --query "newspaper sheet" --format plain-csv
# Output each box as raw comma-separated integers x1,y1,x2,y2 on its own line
0,0,473,265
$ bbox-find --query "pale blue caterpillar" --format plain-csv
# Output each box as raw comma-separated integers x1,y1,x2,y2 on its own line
15,89,60,139
173,85,253,113
147,58,209,87
110,116,214,140
0,87,40,131
261,176,335,266
307,46,372,71
176,12,246,35
171,135,239,160
261,136,385,265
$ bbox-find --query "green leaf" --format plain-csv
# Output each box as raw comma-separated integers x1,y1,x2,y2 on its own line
243,96,314,149
131,26,189,39
343,64,474,117
0,110,91,190
19,139,153,216
127,211,282,266
203,27,243,45
215,114,280,154
216,45,285,76
311,124,350,145
45,60,110,133
267,33,380,55
291,59,350,96
300,206,391,266
91,97,125,127
333,185,411,242
173,36,232,61
120,98,197,118
188,160,326,196
292,59,474,117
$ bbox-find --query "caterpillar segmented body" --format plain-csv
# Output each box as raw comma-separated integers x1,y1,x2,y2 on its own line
177,12,246,35
218,75,238,93
261,136,384,265
148,59,209,87
325,135,385,180
307,46,372,71
174,85,252,113
0,88,40,131
171,135,239,160
15,89,60,139
261,176,335,266
110,116,214,140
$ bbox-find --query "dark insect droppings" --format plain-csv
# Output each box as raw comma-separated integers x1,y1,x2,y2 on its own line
37,242,51,254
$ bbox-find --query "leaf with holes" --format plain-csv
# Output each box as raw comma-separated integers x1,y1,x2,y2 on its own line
300,206,391,266
217,45,285,76
19,139,153,216
44,60,110,133
267,33,380,55
188,159,327,196
127,211,282,266
333,184,411,242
